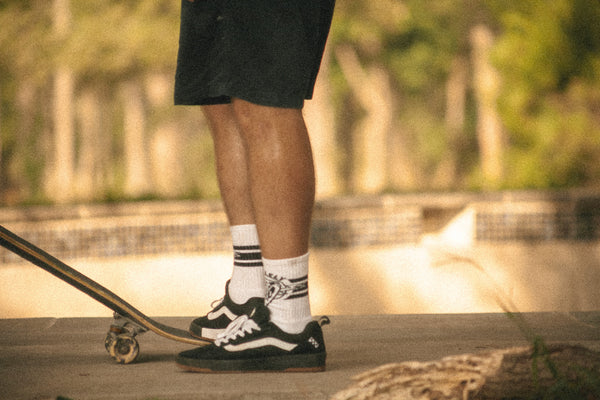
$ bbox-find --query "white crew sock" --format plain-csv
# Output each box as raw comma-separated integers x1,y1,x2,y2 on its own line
228,224,266,304
263,252,312,334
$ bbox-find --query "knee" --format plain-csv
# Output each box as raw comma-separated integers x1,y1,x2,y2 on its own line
231,98,306,142
202,103,239,140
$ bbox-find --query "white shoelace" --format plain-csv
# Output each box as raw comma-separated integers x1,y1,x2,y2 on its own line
214,314,261,346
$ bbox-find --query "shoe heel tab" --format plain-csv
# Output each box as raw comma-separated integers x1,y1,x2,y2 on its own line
318,316,330,327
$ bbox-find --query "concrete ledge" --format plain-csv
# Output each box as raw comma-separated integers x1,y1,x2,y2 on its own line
1,191,599,319
1,191,599,263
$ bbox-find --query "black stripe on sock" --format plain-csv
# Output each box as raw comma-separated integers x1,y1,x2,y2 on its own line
287,289,309,300
289,275,308,283
233,245,261,251
233,245,262,267
234,252,262,261
234,261,263,267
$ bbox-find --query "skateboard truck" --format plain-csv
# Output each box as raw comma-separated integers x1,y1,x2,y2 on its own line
104,312,149,364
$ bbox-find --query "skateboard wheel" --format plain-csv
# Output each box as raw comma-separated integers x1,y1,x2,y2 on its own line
104,332,115,354
104,324,127,354
109,335,139,364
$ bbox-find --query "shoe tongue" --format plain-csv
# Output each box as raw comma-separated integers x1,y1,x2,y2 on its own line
248,304,270,324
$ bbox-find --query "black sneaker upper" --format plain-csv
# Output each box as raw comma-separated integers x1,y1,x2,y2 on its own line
178,304,327,372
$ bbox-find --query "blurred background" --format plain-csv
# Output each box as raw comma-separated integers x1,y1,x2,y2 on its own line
0,0,599,318
1,0,600,203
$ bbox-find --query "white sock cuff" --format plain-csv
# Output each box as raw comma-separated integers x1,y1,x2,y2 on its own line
228,224,264,304
230,224,260,246
262,252,309,276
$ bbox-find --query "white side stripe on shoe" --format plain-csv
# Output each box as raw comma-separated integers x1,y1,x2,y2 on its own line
223,337,298,352
200,327,224,340
207,306,238,321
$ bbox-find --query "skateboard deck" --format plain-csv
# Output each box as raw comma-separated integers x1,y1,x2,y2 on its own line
0,224,209,364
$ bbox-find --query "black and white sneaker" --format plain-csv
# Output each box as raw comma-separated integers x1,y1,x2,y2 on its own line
189,280,264,341
177,305,328,373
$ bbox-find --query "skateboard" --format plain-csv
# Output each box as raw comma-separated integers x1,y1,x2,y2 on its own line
0,224,210,364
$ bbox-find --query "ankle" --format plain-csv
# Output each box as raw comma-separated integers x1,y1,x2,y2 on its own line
228,224,266,304
263,253,312,334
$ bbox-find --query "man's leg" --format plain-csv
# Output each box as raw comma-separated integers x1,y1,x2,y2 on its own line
231,99,315,259
202,104,253,227
188,104,266,340
232,98,315,334
202,103,266,303
177,99,326,372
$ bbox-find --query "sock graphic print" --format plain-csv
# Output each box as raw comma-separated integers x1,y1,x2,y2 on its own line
262,253,312,333
265,273,309,305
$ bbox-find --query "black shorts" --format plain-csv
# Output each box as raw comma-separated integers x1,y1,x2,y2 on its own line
174,0,335,109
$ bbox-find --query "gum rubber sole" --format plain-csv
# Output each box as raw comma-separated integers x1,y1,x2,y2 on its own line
176,364,326,373
175,352,326,373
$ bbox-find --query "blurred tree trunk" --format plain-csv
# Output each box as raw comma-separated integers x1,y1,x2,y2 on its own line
0,85,3,202
146,73,184,197
434,57,468,188
76,87,106,201
471,25,505,189
150,123,182,197
304,45,340,198
49,0,75,203
121,81,151,198
335,45,394,194
11,80,37,201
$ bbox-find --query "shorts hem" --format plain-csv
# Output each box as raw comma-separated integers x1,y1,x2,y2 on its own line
174,95,231,106
175,92,306,109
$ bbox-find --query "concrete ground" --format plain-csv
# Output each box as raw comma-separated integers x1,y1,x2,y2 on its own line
1,312,599,400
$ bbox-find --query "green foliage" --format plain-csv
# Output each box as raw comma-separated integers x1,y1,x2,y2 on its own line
332,0,476,95
331,0,600,191
490,0,600,188
66,0,180,83
0,0,179,84
2,0,600,204
0,0,54,85
527,337,600,400
330,0,485,190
